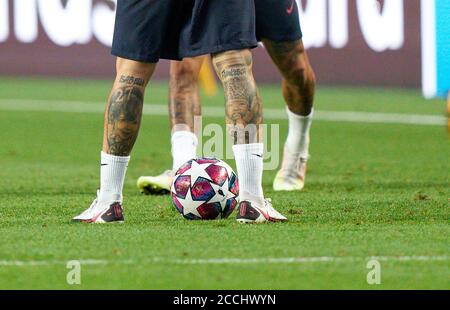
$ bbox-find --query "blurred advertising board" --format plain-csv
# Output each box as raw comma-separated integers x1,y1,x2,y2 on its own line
0,0,447,96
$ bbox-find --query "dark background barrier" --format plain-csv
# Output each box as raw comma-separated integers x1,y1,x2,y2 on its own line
0,0,422,88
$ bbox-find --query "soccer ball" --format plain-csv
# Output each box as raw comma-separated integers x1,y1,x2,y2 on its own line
171,158,239,220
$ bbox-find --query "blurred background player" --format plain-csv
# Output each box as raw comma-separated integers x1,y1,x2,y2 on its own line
72,0,271,223
138,0,316,221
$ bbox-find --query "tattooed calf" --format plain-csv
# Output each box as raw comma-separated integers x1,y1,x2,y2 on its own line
263,40,315,116
106,86,144,156
169,73,199,131
213,51,263,144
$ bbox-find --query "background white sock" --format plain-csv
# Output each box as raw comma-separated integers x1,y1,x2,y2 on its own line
171,130,198,171
285,108,313,159
232,143,264,206
99,151,130,202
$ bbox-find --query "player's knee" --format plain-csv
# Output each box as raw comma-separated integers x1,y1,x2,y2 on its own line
212,49,253,80
272,41,315,89
171,60,198,78
285,59,315,90
170,61,199,91
302,61,316,87
115,57,154,85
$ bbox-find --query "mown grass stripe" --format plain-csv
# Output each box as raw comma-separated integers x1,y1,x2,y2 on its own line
0,99,446,126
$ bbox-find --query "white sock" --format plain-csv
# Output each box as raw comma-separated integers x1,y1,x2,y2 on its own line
232,143,264,206
171,130,198,171
285,108,313,159
99,151,130,202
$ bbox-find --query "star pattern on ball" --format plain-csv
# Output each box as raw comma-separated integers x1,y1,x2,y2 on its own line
186,160,215,183
170,158,239,220
179,185,204,218
225,180,238,201
208,180,229,204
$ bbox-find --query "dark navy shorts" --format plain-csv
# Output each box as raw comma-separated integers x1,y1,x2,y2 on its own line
255,0,302,42
111,0,258,63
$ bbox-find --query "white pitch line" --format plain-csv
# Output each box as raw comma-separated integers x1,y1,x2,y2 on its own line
0,259,109,267
0,99,446,126
0,256,448,267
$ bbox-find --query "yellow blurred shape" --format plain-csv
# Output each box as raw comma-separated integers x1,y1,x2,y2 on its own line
198,57,218,97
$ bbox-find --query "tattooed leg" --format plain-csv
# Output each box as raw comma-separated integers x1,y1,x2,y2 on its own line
265,40,315,193
212,50,263,144
102,57,156,156
212,50,269,213
165,57,205,171
169,56,205,134
263,39,316,116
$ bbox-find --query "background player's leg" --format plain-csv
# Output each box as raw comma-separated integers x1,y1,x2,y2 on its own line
169,56,205,171
136,57,204,195
263,39,315,150
263,39,315,113
212,49,265,205
263,39,316,191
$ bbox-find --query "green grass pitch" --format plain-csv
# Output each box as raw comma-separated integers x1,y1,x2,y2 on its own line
0,77,448,289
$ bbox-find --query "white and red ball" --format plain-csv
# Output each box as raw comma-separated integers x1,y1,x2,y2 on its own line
171,158,239,220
